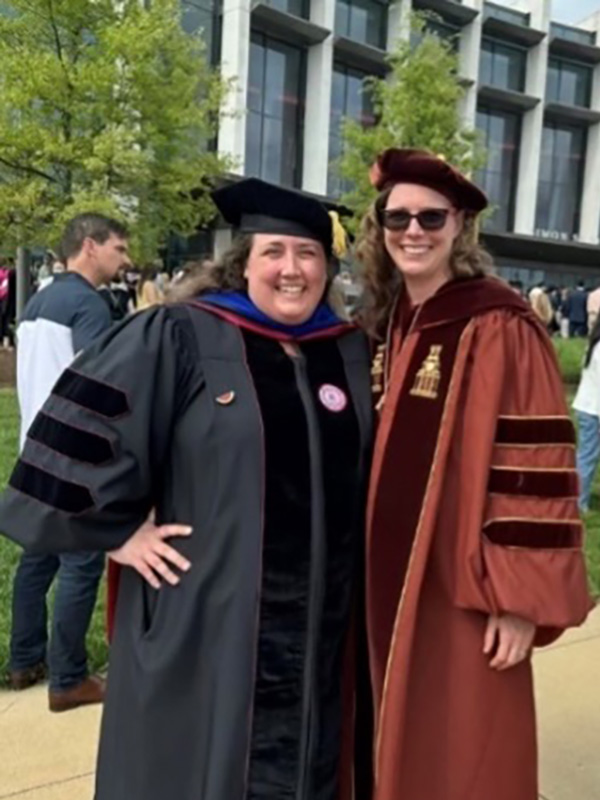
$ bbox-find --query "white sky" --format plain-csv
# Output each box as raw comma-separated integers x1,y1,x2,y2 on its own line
551,0,600,23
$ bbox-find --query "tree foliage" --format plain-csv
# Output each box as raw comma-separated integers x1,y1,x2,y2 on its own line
337,14,484,230
0,0,230,259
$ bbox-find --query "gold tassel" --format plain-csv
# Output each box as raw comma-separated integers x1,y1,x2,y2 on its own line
329,211,348,259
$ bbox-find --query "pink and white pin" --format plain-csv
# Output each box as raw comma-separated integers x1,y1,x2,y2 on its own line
318,384,347,413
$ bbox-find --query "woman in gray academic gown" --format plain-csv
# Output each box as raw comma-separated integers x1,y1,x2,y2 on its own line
0,179,373,800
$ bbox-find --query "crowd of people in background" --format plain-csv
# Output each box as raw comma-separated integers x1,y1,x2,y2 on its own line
0,253,214,346
510,278,600,337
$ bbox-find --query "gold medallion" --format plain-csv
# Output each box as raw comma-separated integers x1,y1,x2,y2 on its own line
410,345,442,400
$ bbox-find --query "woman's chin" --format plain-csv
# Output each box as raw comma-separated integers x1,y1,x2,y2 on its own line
269,301,318,326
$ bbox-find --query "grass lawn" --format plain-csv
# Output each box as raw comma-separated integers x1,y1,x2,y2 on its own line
0,388,108,682
0,347,599,681
553,337,600,593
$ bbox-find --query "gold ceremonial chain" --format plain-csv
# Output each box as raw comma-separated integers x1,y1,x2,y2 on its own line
371,345,385,394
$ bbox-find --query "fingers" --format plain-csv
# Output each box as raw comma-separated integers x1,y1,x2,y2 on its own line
488,615,535,671
154,542,192,572
110,521,193,589
483,615,498,655
488,629,512,670
138,560,162,591
146,553,182,587
158,524,193,539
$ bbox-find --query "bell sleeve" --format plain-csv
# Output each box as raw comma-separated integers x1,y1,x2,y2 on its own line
0,305,203,554
454,310,594,646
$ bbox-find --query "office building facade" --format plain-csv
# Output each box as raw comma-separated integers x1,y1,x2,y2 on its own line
201,0,600,285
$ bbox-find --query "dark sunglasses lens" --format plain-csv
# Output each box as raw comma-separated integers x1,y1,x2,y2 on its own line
417,210,448,230
382,210,411,231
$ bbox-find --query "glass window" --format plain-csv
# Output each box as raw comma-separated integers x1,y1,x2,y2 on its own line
328,64,375,196
264,0,308,19
475,108,521,232
546,58,592,108
245,33,305,188
479,38,526,92
181,0,220,62
424,19,460,52
535,123,586,237
550,23,596,46
334,0,387,49
483,2,530,26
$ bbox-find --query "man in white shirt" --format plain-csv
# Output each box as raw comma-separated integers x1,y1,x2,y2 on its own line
8,213,132,712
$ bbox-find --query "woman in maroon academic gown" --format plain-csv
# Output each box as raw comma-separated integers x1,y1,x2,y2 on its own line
357,148,593,800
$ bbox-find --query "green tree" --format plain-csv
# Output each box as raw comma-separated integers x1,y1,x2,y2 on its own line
0,0,230,259
337,14,484,230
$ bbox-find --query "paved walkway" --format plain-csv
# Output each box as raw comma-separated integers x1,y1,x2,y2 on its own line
535,605,600,800
0,607,598,799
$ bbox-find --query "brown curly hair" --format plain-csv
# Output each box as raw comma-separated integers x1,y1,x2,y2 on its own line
355,190,494,340
167,234,347,315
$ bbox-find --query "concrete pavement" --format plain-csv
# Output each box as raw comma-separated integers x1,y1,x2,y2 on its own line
0,685,99,799
535,605,600,800
0,607,598,800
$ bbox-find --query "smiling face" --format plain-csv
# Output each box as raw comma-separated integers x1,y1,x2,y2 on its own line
244,234,328,325
382,183,464,295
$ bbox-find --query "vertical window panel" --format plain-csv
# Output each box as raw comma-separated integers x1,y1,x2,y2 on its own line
479,38,526,92
476,107,521,233
245,33,305,188
334,0,386,49
328,64,375,196
535,123,586,237
546,58,592,108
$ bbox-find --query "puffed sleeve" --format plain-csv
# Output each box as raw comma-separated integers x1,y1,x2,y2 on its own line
0,305,203,553
454,310,593,645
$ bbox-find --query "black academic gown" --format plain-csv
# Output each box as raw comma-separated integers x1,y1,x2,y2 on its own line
0,302,373,800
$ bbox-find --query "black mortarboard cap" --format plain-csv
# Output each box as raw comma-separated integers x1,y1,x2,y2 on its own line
212,178,334,256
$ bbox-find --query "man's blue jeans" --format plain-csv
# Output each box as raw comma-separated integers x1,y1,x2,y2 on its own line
576,410,600,512
10,550,105,691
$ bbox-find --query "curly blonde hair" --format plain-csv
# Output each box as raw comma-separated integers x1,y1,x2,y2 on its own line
355,190,493,339
167,233,347,316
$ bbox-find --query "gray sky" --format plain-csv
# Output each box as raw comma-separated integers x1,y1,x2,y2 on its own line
551,0,600,23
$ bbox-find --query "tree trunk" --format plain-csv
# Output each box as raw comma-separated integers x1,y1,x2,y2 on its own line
16,246,31,321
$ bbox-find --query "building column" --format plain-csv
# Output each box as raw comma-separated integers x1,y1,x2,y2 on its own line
302,0,336,195
217,0,252,174
513,1,550,236
213,227,233,260
386,0,411,50
579,59,600,244
524,0,551,32
459,0,483,128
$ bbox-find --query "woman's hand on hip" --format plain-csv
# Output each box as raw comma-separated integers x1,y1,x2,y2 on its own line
483,613,536,671
108,516,192,589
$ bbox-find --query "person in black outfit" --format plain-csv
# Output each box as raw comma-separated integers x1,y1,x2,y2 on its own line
565,281,588,337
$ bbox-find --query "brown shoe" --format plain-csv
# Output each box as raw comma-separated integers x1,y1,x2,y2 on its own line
48,674,106,713
7,662,47,691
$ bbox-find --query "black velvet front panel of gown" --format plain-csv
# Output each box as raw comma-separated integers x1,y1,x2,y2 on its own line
242,332,361,800
244,332,312,800
301,338,362,799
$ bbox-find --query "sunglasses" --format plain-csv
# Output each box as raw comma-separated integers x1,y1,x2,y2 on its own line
379,207,454,232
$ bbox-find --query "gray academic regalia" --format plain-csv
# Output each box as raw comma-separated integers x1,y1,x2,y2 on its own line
0,303,373,800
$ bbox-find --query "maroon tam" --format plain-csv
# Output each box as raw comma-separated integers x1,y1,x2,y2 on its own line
370,148,488,213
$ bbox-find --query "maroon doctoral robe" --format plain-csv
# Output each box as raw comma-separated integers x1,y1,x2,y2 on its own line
367,277,593,800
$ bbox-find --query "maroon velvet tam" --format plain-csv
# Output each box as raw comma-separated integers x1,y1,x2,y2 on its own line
370,148,488,212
